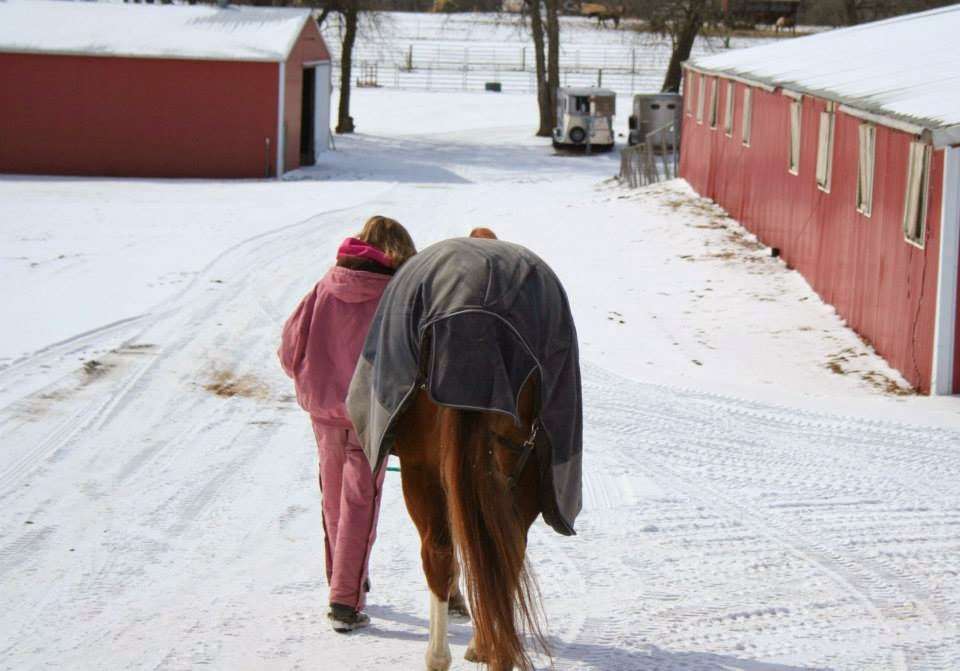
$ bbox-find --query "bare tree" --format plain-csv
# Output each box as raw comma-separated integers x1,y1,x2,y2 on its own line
637,0,712,93
524,0,560,136
544,0,560,126
527,0,552,136
330,2,360,133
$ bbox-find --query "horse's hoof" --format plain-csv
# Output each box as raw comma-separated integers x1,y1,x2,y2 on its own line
425,652,452,671
464,645,485,663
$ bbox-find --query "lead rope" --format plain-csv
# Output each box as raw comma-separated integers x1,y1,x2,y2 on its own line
496,420,540,490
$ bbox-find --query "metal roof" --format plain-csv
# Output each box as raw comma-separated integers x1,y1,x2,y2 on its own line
0,0,318,63
560,87,617,97
688,4,960,141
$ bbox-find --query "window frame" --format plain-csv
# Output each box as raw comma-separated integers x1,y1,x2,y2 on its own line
788,99,802,176
903,140,932,249
742,87,753,147
723,81,735,137
685,71,695,117
815,103,835,193
856,123,877,217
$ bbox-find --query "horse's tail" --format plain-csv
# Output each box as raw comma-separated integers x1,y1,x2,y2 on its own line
441,407,548,671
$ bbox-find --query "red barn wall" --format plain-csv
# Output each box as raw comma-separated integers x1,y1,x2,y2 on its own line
283,20,331,172
679,69,944,393
0,53,278,178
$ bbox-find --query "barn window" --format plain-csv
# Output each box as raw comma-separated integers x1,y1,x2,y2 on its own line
856,123,877,216
788,99,801,175
815,104,835,192
696,75,706,124
709,78,719,129
903,141,932,248
724,81,734,136
685,73,695,116
742,87,753,147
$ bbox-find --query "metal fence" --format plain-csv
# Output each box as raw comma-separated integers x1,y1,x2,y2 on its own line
330,42,672,95
619,121,679,187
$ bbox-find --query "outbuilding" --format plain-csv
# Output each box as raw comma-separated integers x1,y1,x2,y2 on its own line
679,5,960,395
0,0,331,179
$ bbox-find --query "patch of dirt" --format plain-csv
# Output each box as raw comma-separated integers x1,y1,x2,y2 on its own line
81,359,115,384
119,343,156,353
203,368,270,400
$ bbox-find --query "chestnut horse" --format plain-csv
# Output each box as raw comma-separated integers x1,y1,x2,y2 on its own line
392,378,547,671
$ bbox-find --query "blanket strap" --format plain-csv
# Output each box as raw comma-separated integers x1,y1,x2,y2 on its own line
494,420,540,490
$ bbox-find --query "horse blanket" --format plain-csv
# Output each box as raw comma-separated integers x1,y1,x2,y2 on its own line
346,237,582,536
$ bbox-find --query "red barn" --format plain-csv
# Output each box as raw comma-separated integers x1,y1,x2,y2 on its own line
0,0,331,178
679,5,960,395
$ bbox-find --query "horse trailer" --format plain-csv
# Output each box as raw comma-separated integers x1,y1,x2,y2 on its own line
628,93,683,149
553,87,616,152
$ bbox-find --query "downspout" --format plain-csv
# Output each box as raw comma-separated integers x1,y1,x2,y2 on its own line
276,61,286,180
932,145,960,394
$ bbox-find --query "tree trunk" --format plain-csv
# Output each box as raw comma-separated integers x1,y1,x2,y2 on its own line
545,0,560,128
529,0,552,136
843,0,859,25
661,5,703,93
336,5,358,134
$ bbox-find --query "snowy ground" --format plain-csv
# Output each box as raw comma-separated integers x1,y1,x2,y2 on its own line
1,88,959,670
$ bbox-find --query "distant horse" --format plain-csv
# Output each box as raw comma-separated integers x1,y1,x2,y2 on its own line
580,2,624,27
347,233,582,671
775,15,796,33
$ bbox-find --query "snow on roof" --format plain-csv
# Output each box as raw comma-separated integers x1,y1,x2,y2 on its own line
688,4,960,134
0,0,317,63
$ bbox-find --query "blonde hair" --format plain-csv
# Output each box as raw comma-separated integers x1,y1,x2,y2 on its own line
358,215,417,267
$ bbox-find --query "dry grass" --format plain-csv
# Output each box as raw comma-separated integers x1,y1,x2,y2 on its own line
203,368,270,400
825,348,916,396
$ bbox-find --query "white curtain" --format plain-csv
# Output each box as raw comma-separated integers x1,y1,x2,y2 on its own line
903,141,931,245
742,88,752,146
857,124,876,215
815,111,834,190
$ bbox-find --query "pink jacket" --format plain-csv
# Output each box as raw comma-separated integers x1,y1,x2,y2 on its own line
279,265,392,427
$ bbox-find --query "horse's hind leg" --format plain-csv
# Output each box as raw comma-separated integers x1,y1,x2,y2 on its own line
400,466,454,670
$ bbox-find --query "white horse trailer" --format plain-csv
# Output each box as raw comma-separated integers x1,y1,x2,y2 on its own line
552,87,616,152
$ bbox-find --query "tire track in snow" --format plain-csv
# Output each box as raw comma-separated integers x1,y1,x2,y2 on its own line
578,362,959,670
0,192,397,498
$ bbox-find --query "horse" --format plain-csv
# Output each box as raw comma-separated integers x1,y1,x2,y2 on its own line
346,231,582,670
393,376,546,670
774,15,796,33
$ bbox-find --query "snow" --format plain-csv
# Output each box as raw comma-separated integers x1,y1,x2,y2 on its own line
689,3,960,132
0,0,314,62
2,83,960,669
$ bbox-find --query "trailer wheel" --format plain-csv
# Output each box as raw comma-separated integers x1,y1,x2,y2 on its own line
569,127,586,144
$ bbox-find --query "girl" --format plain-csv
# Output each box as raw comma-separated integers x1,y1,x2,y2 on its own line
279,216,416,632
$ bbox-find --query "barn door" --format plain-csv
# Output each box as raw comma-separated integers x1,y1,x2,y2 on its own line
313,63,331,156
299,67,316,166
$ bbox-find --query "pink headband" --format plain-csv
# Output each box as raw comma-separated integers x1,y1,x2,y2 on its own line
337,237,395,268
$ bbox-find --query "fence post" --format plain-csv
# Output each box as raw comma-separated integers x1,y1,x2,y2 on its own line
522,46,526,71
406,44,413,71
631,48,636,74
597,68,602,87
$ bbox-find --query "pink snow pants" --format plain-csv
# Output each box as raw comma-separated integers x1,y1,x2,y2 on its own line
312,420,387,611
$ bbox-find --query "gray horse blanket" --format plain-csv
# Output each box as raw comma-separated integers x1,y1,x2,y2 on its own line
346,237,582,536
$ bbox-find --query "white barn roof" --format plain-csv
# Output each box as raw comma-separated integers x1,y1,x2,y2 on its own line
0,0,316,63
688,4,960,138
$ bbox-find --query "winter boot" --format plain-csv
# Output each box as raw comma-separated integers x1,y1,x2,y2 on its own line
328,603,370,633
